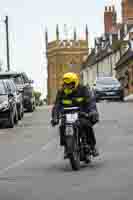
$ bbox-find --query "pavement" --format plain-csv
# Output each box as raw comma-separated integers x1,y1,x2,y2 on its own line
0,103,132,200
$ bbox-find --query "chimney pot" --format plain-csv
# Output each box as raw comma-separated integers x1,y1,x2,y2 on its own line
112,6,115,12
105,6,108,11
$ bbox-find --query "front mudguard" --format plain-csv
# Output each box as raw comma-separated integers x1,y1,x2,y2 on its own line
65,136,75,155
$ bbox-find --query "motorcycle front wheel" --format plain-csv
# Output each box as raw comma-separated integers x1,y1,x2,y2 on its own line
69,138,80,171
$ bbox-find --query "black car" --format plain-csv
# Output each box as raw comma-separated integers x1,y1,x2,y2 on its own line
0,71,35,112
0,80,18,128
93,77,124,101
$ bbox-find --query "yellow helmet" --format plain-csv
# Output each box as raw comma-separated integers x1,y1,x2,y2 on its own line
62,72,79,95
63,72,79,89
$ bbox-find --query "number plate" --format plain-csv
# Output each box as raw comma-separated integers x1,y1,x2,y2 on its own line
106,92,115,95
65,126,74,136
66,113,78,123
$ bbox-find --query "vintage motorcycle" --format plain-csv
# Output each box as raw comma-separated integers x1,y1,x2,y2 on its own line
59,107,93,171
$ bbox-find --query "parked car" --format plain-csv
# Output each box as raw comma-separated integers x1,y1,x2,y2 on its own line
4,79,24,120
0,79,18,128
0,71,36,112
93,77,124,101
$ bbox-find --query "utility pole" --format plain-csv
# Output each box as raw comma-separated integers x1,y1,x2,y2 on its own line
5,16,10,71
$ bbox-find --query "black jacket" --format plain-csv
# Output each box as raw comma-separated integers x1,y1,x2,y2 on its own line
52,84,98,119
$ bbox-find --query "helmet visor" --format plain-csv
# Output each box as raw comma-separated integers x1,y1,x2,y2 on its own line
63,82,75,89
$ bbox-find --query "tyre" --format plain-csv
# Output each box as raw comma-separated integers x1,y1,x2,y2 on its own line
70,149,80,171
21,106,24,118
28,103,34,112
119,90,124,102
18,104,24,120
7,112,14,128
66,137,80,171
120,96,124,102
18,107,22,120
96,97,100,102
14,109,18,124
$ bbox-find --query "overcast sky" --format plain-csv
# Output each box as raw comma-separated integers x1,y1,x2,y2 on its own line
0,0,121,97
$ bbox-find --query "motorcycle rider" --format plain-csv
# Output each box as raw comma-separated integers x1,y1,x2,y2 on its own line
51,72,99,157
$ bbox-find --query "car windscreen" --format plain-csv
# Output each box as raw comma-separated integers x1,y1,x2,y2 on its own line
0,81,6,95
96,78,120,86
13,76,23,85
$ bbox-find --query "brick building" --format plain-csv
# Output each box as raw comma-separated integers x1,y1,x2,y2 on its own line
122,0,133,24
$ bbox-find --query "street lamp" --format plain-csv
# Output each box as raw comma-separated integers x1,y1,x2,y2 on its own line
0,15,10,71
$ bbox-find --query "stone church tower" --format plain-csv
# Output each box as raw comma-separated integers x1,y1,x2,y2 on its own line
122,0,133,24
45,25,89,105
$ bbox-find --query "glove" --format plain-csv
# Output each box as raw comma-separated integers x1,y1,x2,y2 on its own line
51,118,59,127
89,111,99,124
79,112,89,118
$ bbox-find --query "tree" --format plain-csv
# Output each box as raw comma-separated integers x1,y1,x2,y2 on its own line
33,91,42,106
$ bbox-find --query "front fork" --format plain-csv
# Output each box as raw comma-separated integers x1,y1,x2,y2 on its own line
60,123,79,155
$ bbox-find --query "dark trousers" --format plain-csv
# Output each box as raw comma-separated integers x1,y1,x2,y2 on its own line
59,118,96,148
79,118,96,147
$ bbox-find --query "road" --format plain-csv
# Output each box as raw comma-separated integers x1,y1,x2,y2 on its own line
0,102,133,200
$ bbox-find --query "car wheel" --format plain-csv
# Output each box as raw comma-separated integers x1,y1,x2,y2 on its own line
7,112,14,128
119,90,124,102
21,105,24,118
33,103,36,111
18,104,24,120
96,98,99,103
120,93,124,102
14,109,18,124
18,107,22,120
28,104,34,112
120,96,124,102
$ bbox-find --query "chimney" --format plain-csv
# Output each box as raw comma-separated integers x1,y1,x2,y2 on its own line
112,5,115,12
104,5,117,34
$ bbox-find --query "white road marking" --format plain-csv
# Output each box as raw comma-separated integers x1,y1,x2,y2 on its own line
0,138,57,175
